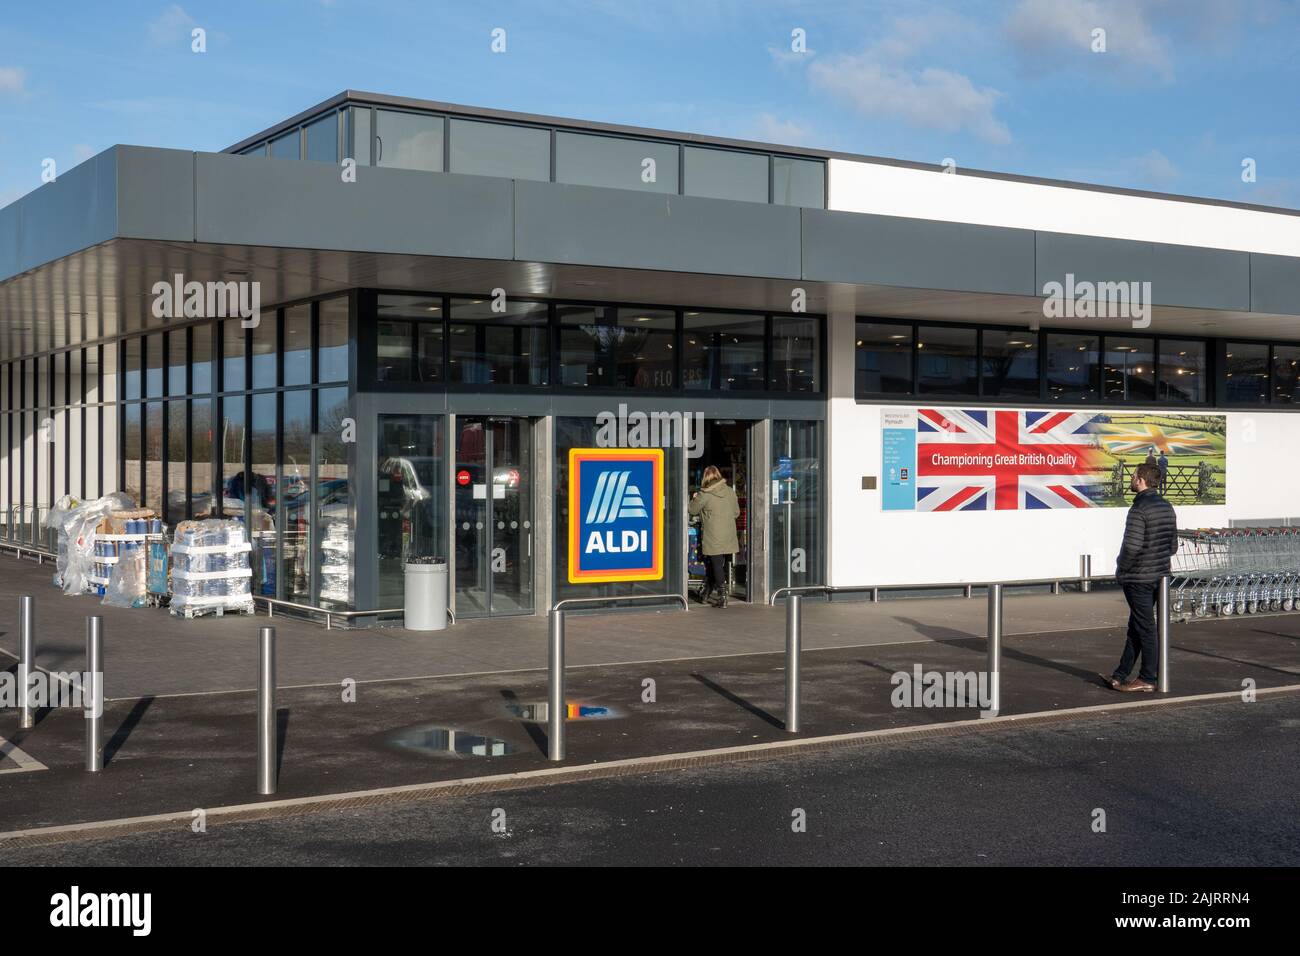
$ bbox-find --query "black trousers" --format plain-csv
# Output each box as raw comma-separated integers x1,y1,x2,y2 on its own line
704,554,730,597
1115,581,1160,684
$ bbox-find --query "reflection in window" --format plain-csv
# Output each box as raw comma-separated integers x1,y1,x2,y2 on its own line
316,386,352,608
192,325,213,394
284,305,311,387
349,107,371,165
771,420,823,593
191,399,213,517
377,415,444,609
682,312,765,391
124,404,142,504
555,132,678,193
281,389,312,602
376,109,444,172
1273,345,1300,404
222,321,246,392
981,330,1039,398
145,334,164,397
856,322,913,395
1159,339,1205,404
917,325,977,396
377,295,442,384
304,113,338,164
124,338,142,400
250,393,276,595
1224,343,1268,404
165,401,186,524
1046,333,1099,402
269,130,299,160
449,298,549,385
145,402,163,514
449,119,549,181
770,316,820,392
220,397,246,521
252,314,277,389
557,306,675,389
772,157,824,208
684,146,768,202
1103,337,1155,402
168,330,187,396
318,296,349,382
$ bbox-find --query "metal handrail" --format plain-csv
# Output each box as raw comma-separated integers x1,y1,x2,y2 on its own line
552,592,689,613
253,595,456,630
0,540,57,565
770,574,1114,606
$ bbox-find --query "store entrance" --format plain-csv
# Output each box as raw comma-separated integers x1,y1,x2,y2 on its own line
454,416,534,617
688,419,753,603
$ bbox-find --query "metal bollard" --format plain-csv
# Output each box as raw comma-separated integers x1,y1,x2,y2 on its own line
548,609,565,761
18,595,34,730
1158,576,1170,693
986,584,1002,715
1080,554,1092,593
257,626,276,795
85,617,103,772
785,594,802,733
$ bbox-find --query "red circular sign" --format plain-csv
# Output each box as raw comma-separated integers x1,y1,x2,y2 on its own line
456,469,471,486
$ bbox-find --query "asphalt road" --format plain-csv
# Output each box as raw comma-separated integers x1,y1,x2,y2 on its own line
7,694,1299,866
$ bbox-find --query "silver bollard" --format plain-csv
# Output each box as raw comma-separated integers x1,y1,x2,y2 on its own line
986,584,1002,715
85,617,103,772
785,594,802,733
257,626,276,795
1080,554,1092,593
19,595,34,730
548,609,565,761
1158,575,1170,693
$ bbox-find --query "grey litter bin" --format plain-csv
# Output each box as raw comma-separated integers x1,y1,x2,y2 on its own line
404,559,448,631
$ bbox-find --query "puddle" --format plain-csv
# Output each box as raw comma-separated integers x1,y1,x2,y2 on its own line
505,700,621,722
389,725,517,757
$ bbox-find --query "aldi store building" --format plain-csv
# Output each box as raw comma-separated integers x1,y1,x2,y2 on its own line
2,90,1299,623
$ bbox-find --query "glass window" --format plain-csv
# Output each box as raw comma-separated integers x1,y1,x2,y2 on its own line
284,305,311,387
684,146,768,203
316,386,352,608
448,119,549,181
1273,345,1300,404
554,132,678,193
144,334,164,397
318,297,349,382
856,321,913,395
222,321,246,391
124,404,142,505
1159,339,1206,404
1103,337,1156,402
376,295,442,383
1224,343,1269,404
192,324,213,394
191,398,213,517
220,397,246,520
377,414,444,609
349,107,371,165
448,298,549,386
251,313,277,389
304,113,338,164
772,157,824,208
269,130,299,160
250,393,276,595
168,330,187,396
770,315,820,392
557,306,675,389
981,330,1039,399
124,338,141,400
281,390,312,602
240,144,266,157
376,109,444,172
682,312,765,391
1045,333,1100,402
917,325,977,395
770,420,824,593
165,401,186,524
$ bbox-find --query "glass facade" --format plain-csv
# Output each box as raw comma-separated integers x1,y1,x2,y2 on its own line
682,312,765,391
558,306,676,390
449,118,549,181
770,420,824,594
684,146,768,202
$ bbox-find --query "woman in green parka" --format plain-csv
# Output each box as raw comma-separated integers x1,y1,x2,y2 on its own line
688,465,740,608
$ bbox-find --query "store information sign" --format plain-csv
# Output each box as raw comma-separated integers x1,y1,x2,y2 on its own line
882,409,918,511
568,448,664,583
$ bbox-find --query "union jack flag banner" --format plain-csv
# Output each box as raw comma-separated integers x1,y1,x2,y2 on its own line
916,408,1105,511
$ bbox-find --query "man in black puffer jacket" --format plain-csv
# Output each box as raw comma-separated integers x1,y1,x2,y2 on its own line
1107,462,1179,692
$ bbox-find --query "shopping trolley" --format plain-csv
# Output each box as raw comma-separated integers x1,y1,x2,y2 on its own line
1170,527,1300,618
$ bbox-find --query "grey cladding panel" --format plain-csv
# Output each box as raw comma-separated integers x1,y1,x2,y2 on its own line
514,181,801,279
195,153,514,259
802,210,1035,295
116,146,195,241
6,151,118,279
1035,232,1152,294
1251,253,1300,316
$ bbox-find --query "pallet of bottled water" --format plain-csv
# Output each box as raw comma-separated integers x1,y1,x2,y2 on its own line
169,519,255,619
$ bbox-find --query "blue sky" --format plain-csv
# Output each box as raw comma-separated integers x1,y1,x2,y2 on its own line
1,0,1298,209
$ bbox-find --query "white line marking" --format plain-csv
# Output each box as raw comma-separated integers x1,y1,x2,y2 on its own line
0,736,47,774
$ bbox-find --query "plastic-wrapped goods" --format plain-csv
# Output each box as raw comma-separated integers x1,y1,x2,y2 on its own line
56,492,139,597
45,495,81,588
102,547,147,608
169,518,255,617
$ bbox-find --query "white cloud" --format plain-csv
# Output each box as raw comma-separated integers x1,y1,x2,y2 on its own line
754,113,814,146
1132,149,1180,189
0,66,25,95
809,16,1011,145
149,4,197,45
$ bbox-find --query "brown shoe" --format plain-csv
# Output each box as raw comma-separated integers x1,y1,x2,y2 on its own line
1098,673,1122,690
1116,679,1155,693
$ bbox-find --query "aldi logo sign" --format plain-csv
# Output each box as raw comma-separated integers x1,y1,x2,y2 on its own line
568,448,664,584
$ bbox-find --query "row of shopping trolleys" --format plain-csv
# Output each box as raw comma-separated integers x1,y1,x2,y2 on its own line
1171,526,1300,617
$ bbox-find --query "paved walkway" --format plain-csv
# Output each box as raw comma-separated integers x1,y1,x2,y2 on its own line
0,553,1134,698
